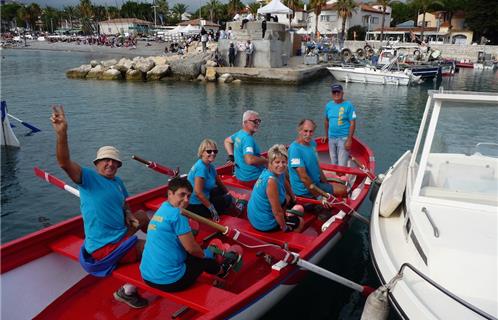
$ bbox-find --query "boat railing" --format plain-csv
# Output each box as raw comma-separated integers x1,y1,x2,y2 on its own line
421,207,439,237
475,142,498,158
396,263,496,320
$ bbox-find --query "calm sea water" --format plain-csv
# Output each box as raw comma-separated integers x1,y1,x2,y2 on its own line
1,49,497,319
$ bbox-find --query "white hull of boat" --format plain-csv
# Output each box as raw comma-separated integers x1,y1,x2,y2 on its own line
327,67,412,85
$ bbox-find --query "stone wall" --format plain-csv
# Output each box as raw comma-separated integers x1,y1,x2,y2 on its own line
343,41,498,61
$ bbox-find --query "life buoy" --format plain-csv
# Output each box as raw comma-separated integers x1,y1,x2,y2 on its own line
341,48,352,62
356,48,365,59
413,49,420,56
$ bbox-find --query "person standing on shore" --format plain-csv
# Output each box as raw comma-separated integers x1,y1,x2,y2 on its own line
229,42,236,67
50,105,150,309
321,84,356,166
200,28,208,52
224,110,267,186
244,40,254,68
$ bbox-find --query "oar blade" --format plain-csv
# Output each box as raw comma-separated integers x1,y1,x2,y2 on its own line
21,121,41,133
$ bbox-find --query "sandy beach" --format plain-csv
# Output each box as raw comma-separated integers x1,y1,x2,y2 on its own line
5,39,168,58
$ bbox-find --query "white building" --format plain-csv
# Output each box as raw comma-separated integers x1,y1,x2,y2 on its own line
98,18,152,35
307,1,390,36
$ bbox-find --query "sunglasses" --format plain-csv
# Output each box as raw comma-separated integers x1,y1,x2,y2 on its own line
206,149,218,155
332,91,342,94
247,119,262,124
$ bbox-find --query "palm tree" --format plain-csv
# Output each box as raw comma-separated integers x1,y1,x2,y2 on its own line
247,2,260,15
63,6,77,29
156,0,169,25
283,0,303,25
439,0,465,29
310,0,327,36
207,0,222,21
172,3,188,20
377,0,393,42
410,0,443,39
77,0,95,34
336,0,358,42
228,0,244,17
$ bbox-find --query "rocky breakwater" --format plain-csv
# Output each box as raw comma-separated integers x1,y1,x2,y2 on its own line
66,52,240,84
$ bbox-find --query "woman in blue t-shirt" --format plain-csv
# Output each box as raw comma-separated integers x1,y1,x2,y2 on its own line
248,144,303,232
187,139,233,221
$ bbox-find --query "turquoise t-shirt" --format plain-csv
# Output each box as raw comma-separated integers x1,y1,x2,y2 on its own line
79,168,128,254
288,140,321,196
187,159,217,205
140,202,192,285
247,169,286,231
324,100,357,138
230,129,263,182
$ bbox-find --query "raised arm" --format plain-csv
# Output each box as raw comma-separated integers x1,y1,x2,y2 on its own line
50,105,82,184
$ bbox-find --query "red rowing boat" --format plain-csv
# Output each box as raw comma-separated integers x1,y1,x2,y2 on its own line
1,138,375,320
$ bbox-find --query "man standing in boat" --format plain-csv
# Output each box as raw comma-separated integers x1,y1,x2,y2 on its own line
50,105,150,309
224,110,267,186
289,119,347,203
322,84,357,167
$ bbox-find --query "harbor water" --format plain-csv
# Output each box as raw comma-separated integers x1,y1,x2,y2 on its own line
1,49,497,319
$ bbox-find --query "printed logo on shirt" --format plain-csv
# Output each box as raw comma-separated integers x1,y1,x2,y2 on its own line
291,158,301,165
148,224,157,231
152,215,163,223
245,146,254,153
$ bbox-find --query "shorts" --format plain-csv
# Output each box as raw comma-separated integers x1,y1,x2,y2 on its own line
91,235,139,264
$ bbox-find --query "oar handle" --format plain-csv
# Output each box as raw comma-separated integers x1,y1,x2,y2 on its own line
132,155,151,165
351,156,376,180
181,208,228,234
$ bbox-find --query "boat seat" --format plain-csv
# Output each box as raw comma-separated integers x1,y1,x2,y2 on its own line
219,216,314,251
144,196,167,211
49,235,236,314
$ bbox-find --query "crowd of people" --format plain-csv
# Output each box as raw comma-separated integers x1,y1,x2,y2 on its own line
49,83,357,308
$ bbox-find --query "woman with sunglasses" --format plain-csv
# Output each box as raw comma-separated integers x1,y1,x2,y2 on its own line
186,139,233,221
248,144,303,233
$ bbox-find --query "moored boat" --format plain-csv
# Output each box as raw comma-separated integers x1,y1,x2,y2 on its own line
1,101,20,148
327,65,420,86
369,90,498,319
1,137,375,320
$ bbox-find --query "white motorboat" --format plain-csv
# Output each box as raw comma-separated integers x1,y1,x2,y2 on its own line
370,90,498,320
327,58,421,86
1,101,20,148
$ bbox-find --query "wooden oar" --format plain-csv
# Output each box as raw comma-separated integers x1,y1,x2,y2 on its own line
132,155,179,177
3,103,42,133
307,185,370,225
34,167,375,297
181,208,375,297
351,156,376,180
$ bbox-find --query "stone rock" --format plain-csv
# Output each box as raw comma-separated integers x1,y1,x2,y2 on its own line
169,53,210,80
205,60,217,67
86,65,105,79
125,69,142,81
135,59,155,73
101,59,118,67
218,73,234,83
101,68,122,80
205,67,217,82
90,60,99,67
149,56,169,66
115,58,133,72
232,79,242,84
196,74,205,81
66,64,92,79
147,64,171,80
200,64,207,76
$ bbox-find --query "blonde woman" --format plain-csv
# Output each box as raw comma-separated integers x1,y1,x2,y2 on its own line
248,144,302,232
187,139,232,221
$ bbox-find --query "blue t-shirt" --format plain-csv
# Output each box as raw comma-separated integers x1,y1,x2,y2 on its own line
324,100,357,138
247,169,286,231
230,129,263,182
79,168,129,254
288,140,321,196
187,159,217,205
140,202,192,285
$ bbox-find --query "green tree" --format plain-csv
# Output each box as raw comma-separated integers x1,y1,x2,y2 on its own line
283,0,303,23
156,0,169,25
42,6,60,32
63,6,78,29
172,3,188,20
227,0,244,17
78,0,95,34
310,0,326,36
390,2,416,26
347,25,367,40
18,3,41,30
206,0,223,22
439,0,466,29
336,0,358,41
1,3,23,31
464,0,498,44
120,1,153,20
409,0,443,38
247,2,260,15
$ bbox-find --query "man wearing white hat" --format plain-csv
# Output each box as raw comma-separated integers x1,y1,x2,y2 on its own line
51,105,149,309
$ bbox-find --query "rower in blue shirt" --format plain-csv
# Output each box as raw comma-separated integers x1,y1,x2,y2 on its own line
224,110,267,185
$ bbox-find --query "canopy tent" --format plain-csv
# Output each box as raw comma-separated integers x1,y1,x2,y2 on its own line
168,25,185,34
183,24,201,34
296,27,308,35
257,0,292,15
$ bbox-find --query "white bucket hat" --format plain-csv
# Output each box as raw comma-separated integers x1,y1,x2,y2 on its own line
93,146,122,167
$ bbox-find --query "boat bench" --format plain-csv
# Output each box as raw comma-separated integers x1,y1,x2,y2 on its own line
49,235,236,314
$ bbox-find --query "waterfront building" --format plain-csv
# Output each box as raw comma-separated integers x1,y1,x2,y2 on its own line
98,18,152,36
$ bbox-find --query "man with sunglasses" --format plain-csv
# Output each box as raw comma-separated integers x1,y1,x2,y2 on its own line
224,110,267,186
321,84,357,167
